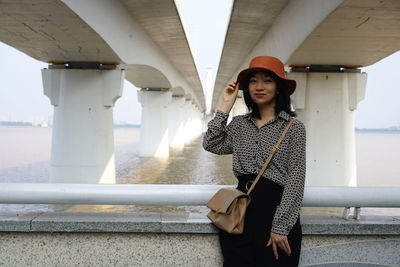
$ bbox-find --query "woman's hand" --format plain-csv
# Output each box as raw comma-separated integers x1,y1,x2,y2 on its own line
219,82,239,114
267,232,291,260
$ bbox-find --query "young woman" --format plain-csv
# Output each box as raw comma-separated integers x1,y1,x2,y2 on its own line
203,56,306,266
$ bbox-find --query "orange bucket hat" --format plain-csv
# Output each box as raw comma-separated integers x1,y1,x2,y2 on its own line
236,56,296,95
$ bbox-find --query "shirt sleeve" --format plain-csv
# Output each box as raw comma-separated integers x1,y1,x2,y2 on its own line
271,121,306,236
202,110,234,155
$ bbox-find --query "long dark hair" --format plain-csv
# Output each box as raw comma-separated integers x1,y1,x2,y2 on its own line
242,70,296,119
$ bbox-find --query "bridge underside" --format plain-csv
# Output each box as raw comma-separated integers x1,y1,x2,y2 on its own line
213,0,400,110
212,0,399,188
0,0,204,108
288,0,400,67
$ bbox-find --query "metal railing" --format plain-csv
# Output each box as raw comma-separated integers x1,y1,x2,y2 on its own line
1,183,400,220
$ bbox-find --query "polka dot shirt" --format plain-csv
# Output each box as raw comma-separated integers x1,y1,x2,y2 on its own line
203,109,306,236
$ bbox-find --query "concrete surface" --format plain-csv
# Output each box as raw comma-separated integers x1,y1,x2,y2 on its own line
1,211,399,266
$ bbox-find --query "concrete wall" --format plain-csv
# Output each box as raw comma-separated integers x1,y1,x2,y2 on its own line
1,212,400,266
1,232,400,266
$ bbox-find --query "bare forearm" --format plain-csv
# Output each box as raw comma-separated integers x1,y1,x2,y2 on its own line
219,82,238,114
219,101,233,114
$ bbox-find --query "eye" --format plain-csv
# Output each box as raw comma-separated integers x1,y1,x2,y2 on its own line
264,78,273,83
249,78,257,83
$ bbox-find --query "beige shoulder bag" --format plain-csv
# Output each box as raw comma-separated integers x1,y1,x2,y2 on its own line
207,118,296,234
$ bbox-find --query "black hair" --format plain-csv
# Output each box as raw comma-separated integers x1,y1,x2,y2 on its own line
242,70,297,119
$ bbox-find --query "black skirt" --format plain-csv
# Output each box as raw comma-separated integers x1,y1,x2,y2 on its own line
219,174,302,267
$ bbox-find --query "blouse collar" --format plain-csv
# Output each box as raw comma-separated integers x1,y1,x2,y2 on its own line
244,110,291,122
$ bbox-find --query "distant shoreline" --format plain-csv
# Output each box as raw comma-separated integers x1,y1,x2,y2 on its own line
0,121,35,127
0,122,140,128
113,124,140,128
355,128,400,133
1,122,399,132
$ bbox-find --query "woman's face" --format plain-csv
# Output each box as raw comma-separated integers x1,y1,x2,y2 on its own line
248,72,278,107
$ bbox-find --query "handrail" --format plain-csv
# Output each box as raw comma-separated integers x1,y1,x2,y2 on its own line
1,183,400,207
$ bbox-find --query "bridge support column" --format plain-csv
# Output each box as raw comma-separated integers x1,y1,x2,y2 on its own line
229,96,248,123
198,108,204,137
168,96,185,149
233,97,248,116
288,71,367,187
42,68,124,184
185,103,203,142
202,113,213,133
137,90,172,157
191,106,201,140
183,100,194,145
198,109,204,137
182,101,203,143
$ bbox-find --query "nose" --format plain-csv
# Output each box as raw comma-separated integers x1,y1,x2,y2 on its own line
255,80,264,90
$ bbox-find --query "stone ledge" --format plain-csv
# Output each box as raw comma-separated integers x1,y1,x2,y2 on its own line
1,212,400,235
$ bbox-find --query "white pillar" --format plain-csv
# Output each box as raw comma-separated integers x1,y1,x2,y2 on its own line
233,97,248,116
183,100,194,145
288,71,367,187
229,96,248,123
168,96,185,149
137,90,172,157
202,113,213,133
202,113,207,133
193,106,202,139
42,68,124,184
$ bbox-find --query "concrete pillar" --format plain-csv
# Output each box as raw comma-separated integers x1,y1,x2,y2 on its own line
201,112,207,133
193,106,203,139
137,90,172,157
183,100,194,145
168,96,185,149
182,101,204,143
234,97,248,116
288,71,367,187
42,68,124,184
229,96,248,123
190,104,197,141
202,113,213,133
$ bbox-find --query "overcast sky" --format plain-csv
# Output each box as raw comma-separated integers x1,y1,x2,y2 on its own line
0,0,399,129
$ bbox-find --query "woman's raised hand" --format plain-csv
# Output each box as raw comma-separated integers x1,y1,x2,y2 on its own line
219,82,239,114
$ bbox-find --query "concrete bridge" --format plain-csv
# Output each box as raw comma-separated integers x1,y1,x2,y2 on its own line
1,0,400,266
2,0,399,186
214,0,400,187
1,0,205,184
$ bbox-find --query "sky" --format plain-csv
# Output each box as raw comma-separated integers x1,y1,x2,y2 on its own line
0,0,399,129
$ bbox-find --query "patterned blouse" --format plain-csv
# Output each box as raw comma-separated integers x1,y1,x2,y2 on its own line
203,109,306,236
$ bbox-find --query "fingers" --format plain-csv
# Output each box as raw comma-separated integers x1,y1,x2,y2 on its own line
278,241,290,257
226,82,237,92
284,239,291,256
272,242,279,260
268,233,291,259
277,239,291,256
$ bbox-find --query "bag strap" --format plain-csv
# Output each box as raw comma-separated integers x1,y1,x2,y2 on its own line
246,118,297,195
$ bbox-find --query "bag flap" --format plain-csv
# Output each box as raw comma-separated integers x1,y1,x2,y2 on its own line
207,188,249,214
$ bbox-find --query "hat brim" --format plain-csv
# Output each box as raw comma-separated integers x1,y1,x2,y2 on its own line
236,67,296,95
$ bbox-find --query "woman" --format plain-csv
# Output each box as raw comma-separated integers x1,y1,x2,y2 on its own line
203,56,306,266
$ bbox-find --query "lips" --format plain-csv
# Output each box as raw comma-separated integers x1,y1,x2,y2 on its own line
254,94,265,97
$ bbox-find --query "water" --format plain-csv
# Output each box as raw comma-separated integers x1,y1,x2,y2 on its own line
355,132,400,187
0,126,399,215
